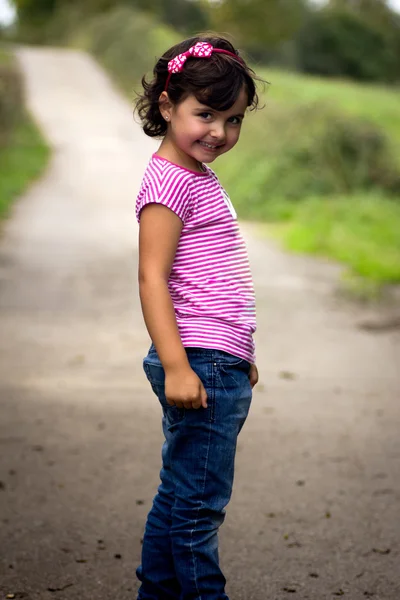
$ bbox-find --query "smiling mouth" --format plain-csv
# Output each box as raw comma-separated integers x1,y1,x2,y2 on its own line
198,141,221,150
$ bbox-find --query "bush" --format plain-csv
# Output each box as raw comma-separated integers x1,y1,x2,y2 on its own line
296,7,400,83
216,101,400,215
70,6,179,95
268,103,400,198
0,47,49,219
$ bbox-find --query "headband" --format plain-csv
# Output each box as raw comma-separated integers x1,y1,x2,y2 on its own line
164,41,244,91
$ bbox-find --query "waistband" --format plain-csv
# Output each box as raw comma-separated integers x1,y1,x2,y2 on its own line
148,343,250,365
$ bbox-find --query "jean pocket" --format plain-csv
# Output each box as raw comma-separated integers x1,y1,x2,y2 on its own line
215,355,252,394
143,360,185,424
216,352,251,373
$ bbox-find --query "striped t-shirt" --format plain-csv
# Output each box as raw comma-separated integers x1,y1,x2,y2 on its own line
136,154,256,363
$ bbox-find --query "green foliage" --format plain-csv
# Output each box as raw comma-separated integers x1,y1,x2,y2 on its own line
267,104,399,198
12,0,209,44
148,0,209,34
272,194,400,283
70,6,179,92
210,0,309,56
0,111,50,219
13,0,57,18
213,66,400,283
0,49,23,149
12,0,57,41
296,4,400,82
216,101,400,213
257,67,400,145
207,0,400,82
0,48,49,218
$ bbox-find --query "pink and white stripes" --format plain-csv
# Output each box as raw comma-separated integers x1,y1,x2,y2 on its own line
136,155,256,363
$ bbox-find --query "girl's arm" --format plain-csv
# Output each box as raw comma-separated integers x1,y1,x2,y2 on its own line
139,203,187,371
138,203,207,410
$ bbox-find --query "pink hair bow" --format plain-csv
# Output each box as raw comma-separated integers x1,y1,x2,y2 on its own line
168,42,214,74
164,42,242,90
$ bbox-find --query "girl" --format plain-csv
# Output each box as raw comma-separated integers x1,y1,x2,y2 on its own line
134,35,260,600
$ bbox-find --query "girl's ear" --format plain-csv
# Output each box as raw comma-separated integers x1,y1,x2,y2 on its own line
159,91,173,122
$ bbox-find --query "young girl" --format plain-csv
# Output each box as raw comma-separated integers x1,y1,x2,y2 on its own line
134,35,260,600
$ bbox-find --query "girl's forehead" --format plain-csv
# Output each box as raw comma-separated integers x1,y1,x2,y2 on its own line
182,87,248,113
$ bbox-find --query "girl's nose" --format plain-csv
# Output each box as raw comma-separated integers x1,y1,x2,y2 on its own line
210,123,226,142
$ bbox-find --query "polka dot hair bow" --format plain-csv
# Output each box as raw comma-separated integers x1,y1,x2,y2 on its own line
164,42,243,91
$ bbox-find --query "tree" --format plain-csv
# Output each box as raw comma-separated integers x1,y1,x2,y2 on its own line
296,3,400,82
158,0,209,33
209,0,310,56
12,0,209,32
12,0,57,20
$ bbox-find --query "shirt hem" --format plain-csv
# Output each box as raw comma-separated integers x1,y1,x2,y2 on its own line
180,338,255,364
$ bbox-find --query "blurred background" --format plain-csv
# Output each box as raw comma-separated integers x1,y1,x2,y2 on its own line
0,0,399,293
0,6,399,599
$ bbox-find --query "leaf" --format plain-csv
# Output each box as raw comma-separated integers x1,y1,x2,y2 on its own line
279,370,297,380
372,547,391,555
47,583,73,592
287,541,302,548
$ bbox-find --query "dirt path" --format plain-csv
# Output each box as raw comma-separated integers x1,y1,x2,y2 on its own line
0,47,399,600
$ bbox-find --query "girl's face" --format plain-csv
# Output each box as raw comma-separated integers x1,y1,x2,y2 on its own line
159,86,248,171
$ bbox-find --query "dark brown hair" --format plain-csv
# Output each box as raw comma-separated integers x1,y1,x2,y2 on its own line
134,35,261,138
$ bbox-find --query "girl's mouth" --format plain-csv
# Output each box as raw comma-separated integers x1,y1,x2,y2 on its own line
197,140,221,151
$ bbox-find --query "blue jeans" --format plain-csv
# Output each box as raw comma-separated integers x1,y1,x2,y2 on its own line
136,345,253,600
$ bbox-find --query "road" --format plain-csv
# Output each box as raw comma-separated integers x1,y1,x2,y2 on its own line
0,47,399,600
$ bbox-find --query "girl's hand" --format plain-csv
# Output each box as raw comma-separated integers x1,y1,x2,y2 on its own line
249,363,259,388
165,365,208,410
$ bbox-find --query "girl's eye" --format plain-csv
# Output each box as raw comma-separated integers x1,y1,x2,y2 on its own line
198,112,213,120
228,116,242,125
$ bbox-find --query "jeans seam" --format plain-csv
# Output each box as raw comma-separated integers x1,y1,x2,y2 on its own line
189,360,214,600
210,360,216,423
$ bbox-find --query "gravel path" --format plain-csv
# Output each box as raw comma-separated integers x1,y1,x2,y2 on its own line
0,47,399,600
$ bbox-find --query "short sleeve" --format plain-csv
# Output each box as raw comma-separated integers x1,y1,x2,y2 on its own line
136,169,194,224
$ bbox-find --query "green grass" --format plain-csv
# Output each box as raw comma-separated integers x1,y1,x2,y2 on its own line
0,47,50,220
0,112,50,219
266,194,400,284
260,68,400,150
0,47,13,65
213,68,400,285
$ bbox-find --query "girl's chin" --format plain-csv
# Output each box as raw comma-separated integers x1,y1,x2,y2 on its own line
199,155,217,163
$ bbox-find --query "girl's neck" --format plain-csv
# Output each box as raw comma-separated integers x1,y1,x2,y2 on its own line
156,138,204,174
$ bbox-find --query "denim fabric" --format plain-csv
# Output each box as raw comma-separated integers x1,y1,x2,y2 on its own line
136,345,253,600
